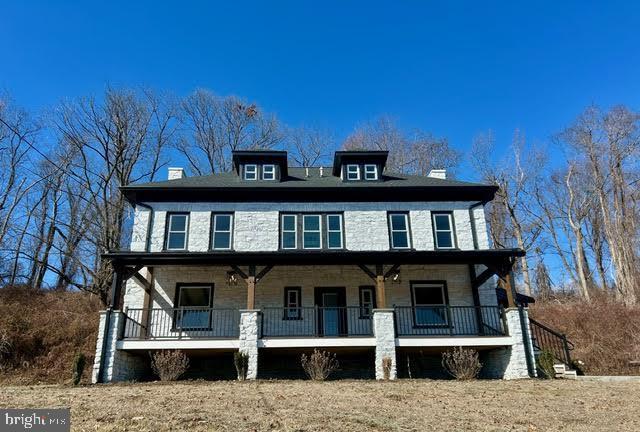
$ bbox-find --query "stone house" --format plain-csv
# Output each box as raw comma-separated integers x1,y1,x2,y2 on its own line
92,150,539,382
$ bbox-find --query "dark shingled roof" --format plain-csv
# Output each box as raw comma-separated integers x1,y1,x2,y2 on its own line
121,167,498,203
126,167,489,190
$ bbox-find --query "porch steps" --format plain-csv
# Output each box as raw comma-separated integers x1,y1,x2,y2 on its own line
553,363,578,380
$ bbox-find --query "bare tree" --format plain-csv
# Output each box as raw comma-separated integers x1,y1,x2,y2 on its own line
53,87,175,304
559,105,640,305
471,130,542,296
177,89,283,175
343,116,460,175
286,126,334,167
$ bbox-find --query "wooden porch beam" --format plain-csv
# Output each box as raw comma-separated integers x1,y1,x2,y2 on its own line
471,266,496,289
375,264,387,309
131,270,152,294
230,265,248,280
255,265,274,281
357,264,376,280
383,264,401,280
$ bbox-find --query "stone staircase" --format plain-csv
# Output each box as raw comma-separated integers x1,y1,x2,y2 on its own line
553,363,578,380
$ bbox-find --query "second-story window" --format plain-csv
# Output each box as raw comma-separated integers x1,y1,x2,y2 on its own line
262,164,276,180
346,164,360,180
281,214,297,249
388,213,411,249
244,164,257,180
166,213,189,250
364,164,378,180
432,212,456,249
302,214,322,249
211,213,233,250
326,214,343,249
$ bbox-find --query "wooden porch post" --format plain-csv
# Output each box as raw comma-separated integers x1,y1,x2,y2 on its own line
375,264,386,309
246,265,256,309
502,271,517,308
140,267,154,338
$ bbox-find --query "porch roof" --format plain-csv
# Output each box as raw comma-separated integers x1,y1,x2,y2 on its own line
103,248,525,267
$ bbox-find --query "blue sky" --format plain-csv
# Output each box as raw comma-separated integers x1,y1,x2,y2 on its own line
2,1,640,180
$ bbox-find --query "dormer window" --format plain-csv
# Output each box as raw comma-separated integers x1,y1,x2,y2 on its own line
364,164,378,181
244,164,257,181
346,164,360,181
262,164,276,181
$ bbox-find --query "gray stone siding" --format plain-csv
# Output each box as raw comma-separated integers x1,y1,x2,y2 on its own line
482,308,535,379
373,309,397,380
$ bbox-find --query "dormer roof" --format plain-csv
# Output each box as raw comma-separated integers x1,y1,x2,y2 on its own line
332,151,389,177
231,150,289,178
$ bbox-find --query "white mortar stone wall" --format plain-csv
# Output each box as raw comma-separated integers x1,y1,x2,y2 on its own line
373,309,397,380
92,311,147,383
130,206,151,252
134,201,492,253
482,308,533,379
238,310,260,379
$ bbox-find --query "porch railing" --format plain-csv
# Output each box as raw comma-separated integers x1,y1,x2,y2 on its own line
394,305,506,337
529,317,573,366
122,307,240,339
261,306,373,337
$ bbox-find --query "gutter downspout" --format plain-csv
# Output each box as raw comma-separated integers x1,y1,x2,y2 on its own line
135,202,154,253
96,308,112,383
518,304,537,377
468,201,484,250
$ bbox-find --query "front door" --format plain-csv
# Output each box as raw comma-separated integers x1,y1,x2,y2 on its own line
314,287,347,336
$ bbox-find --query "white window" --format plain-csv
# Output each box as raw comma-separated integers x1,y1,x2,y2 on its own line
359,286,376,318
432,212,455,249
262,164,276,180
388,213,411,249
175,284,212,329
412,282,448,327
364,164,378,180
284,287,301,320
302,214,322,249
166,213,189,250
212,213,233,250
326,214,343,249
346,164,360,180
244,164,257,180
281,214,297,249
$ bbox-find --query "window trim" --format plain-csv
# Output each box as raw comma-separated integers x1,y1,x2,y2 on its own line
262,164,276,181
165,212,189,251
243,164,258,181
326,214,344,249
281,214,298,250
172,282,214,330
346,164,360,180
283,287,302,320
364,164,378,181
410,280,450,329
387,212,412,250
302,214,323,249
432,212,457,250
211,213,234,250
358,286,377,319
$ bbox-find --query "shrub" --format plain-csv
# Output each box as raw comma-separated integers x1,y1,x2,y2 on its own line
151,350,189,381
382,357,393,380
537,349,556,379
442,347,482,380
301,349,339,381
0,330,12,371
72,353,86,385
234,351,249,381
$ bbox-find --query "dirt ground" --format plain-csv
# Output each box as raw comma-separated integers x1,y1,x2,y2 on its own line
0,379,638,431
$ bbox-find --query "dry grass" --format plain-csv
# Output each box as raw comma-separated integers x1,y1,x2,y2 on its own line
0,287,101,384
530,296,640,375
1,380,639,431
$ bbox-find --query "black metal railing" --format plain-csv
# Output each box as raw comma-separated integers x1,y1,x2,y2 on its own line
122,307,240,339
394,305,506,337
529,317,573,366
261,306,373,337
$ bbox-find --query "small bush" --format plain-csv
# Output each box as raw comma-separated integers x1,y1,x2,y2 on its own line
0,330,12,371
442,347,482,380
234,351,249,381
151,350,189,381
301,349,339,381
537,349,556,379
72,353,86,385
382,357,393,380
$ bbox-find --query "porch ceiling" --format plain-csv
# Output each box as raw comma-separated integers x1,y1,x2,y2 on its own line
103,249,524,267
